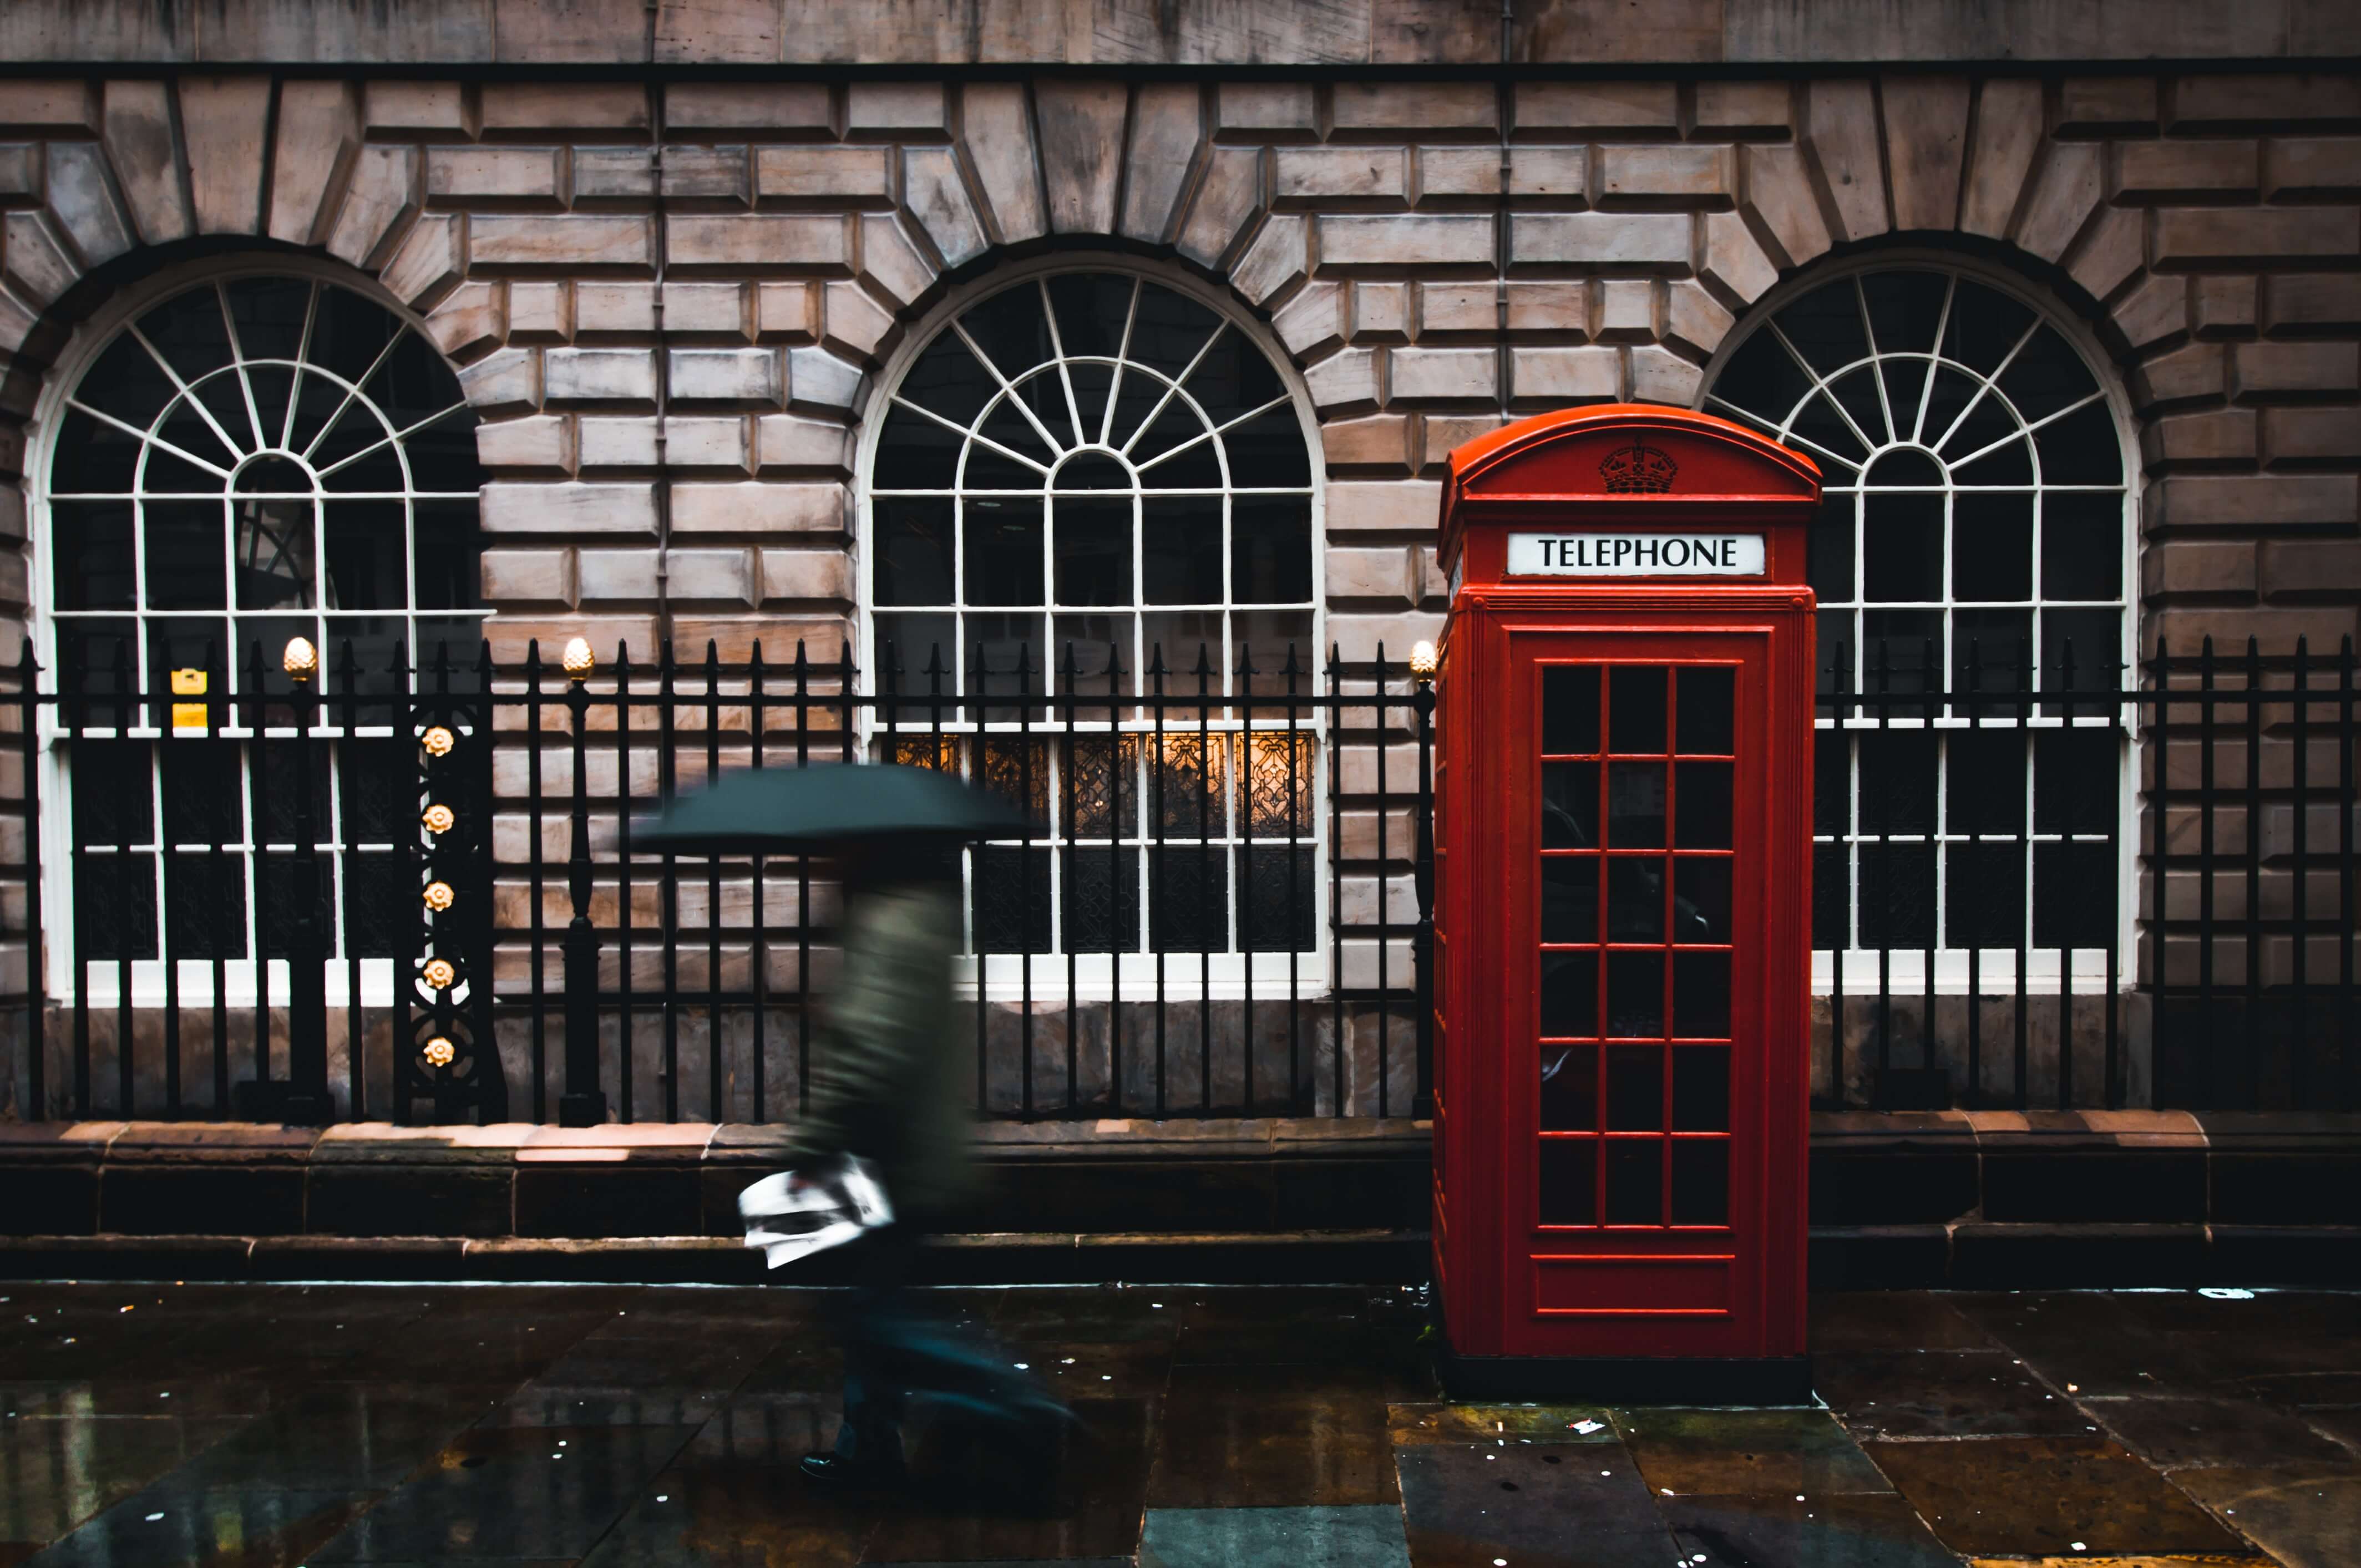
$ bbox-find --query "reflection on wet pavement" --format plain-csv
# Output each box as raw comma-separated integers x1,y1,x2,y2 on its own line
0,1282,2348,1563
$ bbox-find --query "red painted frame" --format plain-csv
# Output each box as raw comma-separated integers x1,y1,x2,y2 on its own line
1432,405,1819,1364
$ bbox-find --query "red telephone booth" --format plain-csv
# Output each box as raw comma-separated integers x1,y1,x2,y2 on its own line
1429,404,1820,1402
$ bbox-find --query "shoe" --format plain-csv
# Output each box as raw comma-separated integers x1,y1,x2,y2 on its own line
798,1450,906,1491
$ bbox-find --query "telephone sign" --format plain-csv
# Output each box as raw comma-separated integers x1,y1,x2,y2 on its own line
1507,531,1767,576
1428,405,1820,1402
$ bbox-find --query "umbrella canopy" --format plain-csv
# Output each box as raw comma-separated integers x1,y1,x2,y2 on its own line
631,762,1031,853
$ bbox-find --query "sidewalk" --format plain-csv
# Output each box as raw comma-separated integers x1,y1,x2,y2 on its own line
0,1280,2353,1565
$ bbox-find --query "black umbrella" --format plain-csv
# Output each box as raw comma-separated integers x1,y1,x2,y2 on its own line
631,761,1031,853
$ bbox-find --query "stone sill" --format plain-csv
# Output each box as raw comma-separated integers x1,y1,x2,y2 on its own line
0,1115,1435,1168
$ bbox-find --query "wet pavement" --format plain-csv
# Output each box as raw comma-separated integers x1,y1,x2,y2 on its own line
0,1281,2355,1565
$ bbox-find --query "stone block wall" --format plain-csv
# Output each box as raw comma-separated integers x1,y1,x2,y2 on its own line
0,71,2353,673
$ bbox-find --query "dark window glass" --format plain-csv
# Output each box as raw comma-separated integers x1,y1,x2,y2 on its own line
1068,847,1143,952
1233,497,1313,603
1671,1046,1730,1131
1674,859,1731,944
1607,764,1665,848
1675,763,1733,849
1607,857,1664,942
1676,667,1734,755
1542,856,1599,944
1858,843,1937,950
1862,489,1943,603
875,497,956,606
1857,732,1937,835
1670,1141,1729,1225
1605,1046,1663,1130
1539,1140,1597,1225
2033,841,2117,950
973,845,1052,954
1941,280,2035,376
1149,845,1228,953
1953,492,2033,602
1544,666,1600,755
1778,280,1869,379
1674,950,1731,1038
2034,728,2117,835
1812,842,1848,948
1141,496,1224,605
53,501,138,611
1053,495,1132,606
1945,841,2025,949
1948,730,2028,836
1609,666,1668,754
964,499,1044,605
1541,950,1598,1039
2041,491,2124,601
1540,1046,1598,1130
1542,762,1598,849
1605,949,1665,1039
1605,1142,1662,1225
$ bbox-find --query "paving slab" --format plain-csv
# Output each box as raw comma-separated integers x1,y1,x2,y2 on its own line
26,1483,379,1567
1815,1348,2095,1438
2082,1394,2357,1471
1663,1491,1959,1567
2167,1464,2361,1568
1395,1440,1679,1568
1149,1363,1396,1508
1139,1504,1409,1567
1612,1406,1895,1495
1862,1435,2263,1558
303,1423,703,1561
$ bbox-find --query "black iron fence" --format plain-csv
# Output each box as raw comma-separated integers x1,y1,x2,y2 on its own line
2,636,1432,1125
1,634,2353,1123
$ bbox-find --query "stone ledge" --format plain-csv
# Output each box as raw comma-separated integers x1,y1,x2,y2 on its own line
7,1114,2361,1246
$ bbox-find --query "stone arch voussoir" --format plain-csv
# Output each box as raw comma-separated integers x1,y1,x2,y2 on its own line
1706,75,2162,385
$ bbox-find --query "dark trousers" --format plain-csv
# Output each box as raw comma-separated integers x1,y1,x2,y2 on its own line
822,1224,1052,1464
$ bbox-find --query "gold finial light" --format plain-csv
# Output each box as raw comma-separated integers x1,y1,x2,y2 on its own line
282,636,319,682
1409,640,1439,682
423,881,455,912
422,726,456,757
422,1037,456,1069
562,637,595,681
422,803,455,834
423,957,457,990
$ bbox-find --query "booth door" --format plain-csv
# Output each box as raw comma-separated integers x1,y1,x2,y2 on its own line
1506,632,1772,1359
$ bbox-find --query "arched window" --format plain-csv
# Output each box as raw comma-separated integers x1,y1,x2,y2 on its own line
38,270,483,980
864,267,1320,966
1704,262,2131,970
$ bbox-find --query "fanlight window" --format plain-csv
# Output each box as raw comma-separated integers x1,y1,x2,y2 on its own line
867,271,1321,966
41,273,483,974
1704,264,2130,966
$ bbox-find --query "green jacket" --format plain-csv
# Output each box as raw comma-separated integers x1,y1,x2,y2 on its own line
787,877,977,1221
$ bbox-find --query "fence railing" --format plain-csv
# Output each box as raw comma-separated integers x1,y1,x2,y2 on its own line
1810,634,2357,1113
2,636,1433,1125
2,634,2353,1123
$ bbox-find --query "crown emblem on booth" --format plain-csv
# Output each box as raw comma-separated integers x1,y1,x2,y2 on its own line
1599,439,1678,494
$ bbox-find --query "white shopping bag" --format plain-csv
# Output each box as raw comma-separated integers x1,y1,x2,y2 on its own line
737,1154,895,1270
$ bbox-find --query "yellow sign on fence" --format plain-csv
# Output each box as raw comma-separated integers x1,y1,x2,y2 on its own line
170,668,207,733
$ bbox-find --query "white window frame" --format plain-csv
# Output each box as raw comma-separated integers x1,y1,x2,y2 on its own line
29,256,488,1007
855,258,1331,999
1699,255,2141,996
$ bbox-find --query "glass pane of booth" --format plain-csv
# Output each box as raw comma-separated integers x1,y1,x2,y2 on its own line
1538,660,1737,1232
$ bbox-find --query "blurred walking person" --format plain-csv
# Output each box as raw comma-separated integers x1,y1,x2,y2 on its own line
786,840,1073,1495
